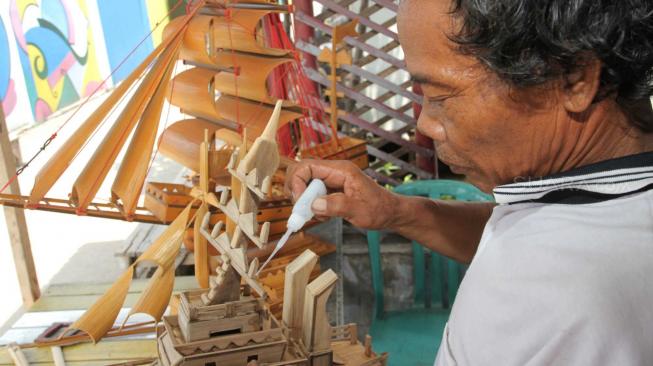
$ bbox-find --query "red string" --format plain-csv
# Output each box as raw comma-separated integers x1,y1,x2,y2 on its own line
270,14,332,146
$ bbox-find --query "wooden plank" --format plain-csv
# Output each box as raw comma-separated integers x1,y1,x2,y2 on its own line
41,276,197,298
0,339,156,364
30,277,198,312
11,309,159,329
1,361,146,366
0,107,40,306
0,323,154,347
0,359,149,366
30,293,146,312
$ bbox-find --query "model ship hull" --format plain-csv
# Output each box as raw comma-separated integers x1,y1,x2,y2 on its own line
157,287,387,366
158,292,288,366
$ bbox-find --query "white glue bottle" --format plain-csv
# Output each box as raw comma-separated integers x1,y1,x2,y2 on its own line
256,179,327,275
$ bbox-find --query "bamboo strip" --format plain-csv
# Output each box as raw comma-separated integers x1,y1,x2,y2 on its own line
26,36,176,206
67,204,192,342
110,45,179,218
71,36,182,211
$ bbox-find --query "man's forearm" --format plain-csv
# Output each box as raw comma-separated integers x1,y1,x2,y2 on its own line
388,195,495,263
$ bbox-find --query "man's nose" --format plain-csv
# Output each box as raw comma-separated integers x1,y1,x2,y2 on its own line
417,113,446,143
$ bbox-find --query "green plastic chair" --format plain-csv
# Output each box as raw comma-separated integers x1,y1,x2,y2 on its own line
367,180,493,366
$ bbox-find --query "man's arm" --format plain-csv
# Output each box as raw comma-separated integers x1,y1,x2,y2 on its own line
390,195,495,263
285,160,495,263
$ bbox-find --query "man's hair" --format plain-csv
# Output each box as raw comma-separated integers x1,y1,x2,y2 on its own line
450,0,653,131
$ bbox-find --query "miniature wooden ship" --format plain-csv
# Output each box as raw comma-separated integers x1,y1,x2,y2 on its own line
0,2,382,363
157,251,387,366
0,0,368,226
153,100,385,366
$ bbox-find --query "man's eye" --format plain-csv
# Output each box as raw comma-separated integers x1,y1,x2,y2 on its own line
426,96,448,105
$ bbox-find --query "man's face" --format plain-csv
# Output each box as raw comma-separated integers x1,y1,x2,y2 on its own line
398,0,572,192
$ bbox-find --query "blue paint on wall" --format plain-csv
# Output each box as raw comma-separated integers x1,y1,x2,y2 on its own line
41,0,69,40
24,27,69,78
97,0,154,83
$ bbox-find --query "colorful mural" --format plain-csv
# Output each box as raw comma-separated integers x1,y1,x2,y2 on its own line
0,9,32,130
0,16,14,115
8,0,108,122
0,0,173,130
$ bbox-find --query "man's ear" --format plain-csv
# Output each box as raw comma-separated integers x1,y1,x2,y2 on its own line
562,58,602,113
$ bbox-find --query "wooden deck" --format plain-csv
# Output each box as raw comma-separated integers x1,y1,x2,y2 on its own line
0,276,198,365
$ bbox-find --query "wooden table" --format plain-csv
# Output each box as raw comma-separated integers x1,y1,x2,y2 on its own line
0,277,198,365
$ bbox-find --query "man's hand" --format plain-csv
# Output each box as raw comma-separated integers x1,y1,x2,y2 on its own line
284,159,400,229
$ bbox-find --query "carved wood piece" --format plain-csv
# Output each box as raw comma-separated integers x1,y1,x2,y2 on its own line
282,250,319,340
302,269,338,352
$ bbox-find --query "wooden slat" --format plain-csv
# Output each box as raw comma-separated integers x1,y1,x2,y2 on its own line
309,0,432,186
0,194,164,224
358,3,385,19
369,119,414,148
40,277,197,298
352,62,401,93
296,41,419,103
335,110,433,157
295,11,405,69
1,360,147,366
0,339,156,365
355,38,401,70
352,80,412,118
29,277,198,312
11,310,155,330
305,67,416,126
354,101,413,141
316,0,358,21
367,146,432,179
368,0,398,12
365,168,401,186
0,108,40,306
314,0,399,41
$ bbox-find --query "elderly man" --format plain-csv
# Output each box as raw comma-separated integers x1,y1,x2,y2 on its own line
286,0,653,364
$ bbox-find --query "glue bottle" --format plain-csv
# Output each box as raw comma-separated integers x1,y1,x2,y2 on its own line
256,179,327,275
287,178,328,232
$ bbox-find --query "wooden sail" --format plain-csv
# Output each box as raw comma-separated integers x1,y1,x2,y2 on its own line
110,48,177,218
26,34,180,207
71,38,182,211
158,119,225,172
212,53,296,105
67,203,192,342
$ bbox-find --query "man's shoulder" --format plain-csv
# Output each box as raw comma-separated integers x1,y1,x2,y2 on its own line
488,189,653,243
